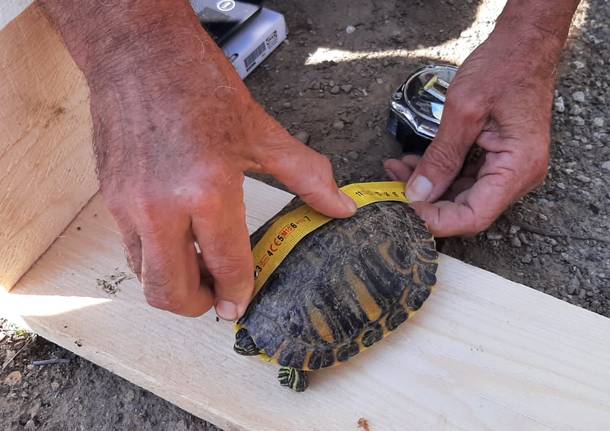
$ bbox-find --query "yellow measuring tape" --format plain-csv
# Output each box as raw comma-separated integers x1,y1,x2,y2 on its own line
251,181,410,295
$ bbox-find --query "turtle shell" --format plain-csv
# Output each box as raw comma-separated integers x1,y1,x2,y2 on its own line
238,200,438,371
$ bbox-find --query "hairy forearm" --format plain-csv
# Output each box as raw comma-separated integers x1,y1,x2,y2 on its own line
38,0,219,86
495,0,580,58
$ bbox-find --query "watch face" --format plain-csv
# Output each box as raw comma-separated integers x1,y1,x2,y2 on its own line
404,65,457,125
190,0,264,44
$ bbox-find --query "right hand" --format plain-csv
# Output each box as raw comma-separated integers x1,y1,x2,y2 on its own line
89,22,356,320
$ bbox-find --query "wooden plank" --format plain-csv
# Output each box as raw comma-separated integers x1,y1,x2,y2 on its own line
0,4,98,291
2,179,610,431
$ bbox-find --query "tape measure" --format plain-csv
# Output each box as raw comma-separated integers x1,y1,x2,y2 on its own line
251,181,410,296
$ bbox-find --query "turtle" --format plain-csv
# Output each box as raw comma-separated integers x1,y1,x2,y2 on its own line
234,199,438,392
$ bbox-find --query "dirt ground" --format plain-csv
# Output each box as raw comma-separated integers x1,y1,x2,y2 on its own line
1,0,608,429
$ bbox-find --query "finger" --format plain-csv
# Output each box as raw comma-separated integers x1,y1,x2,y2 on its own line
443,176,476,201
257,119,356,218
139,215,213,317
192,180,254,321
383,159,413,181
123,230,143,281
383,154,420,182
406,88,488,203
105,204,143,280
411,168,517,237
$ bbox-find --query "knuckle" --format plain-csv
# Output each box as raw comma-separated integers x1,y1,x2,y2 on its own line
144,282,186,312
207,254,251,279
423,142,463,174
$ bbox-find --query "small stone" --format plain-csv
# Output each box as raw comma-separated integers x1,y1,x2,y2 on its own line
24,420,35,431
572,91,586,103
332,120,345,130
346,25,356,34
593,117,605,128
572,116,585,126
573,60,586,69
347,150,359,161
509,225,521,235
521,254,533,264
4,370,22,386
330,85,341,95
376,78,384,85
602,161,610,172
124,389,135,402
282,102,292,109
293,131,310,145
340,84,353,93
567,277,580,295
510,236,522,248
554,96,565,113
486,232,503,241
575,174,591,183
50,381,60,391
538,213,548,221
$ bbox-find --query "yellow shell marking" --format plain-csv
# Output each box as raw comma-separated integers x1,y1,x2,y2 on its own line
308,306,335,344
344,265,383,322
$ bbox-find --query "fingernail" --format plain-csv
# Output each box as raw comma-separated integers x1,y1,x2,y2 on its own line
406,176,433,202
385,168,398,181
216,300,238,321
339,192,358,213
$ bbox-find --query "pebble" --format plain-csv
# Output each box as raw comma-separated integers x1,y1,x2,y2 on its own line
282,102,292,109
602,161,610,172
50,381,60,391
521,254,533,264
333,120,345,130
575,174,591,183
124,389,135,402
509,225,521,235
294,131,310,145
572,116,585,126
486,232,503,241
376,78,384,85
573,60,586,69
341,84,353,93
24,420,35,431
572,91,586,103
567,277,580,295
330,85,341,95
346,25,356,34
510,236,522,248
4,370,22,386
593,117,605,128
347,150,359,161
554,96,565,113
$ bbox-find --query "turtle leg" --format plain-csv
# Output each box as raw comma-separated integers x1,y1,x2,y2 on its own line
278,367,309,392
234,328,260,356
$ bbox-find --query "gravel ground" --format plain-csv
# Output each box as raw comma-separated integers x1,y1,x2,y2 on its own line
1,0,608,429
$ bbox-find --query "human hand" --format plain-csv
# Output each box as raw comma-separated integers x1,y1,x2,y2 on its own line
384,24,565,237
81,11,356,319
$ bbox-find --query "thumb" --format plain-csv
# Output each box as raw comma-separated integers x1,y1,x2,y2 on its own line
406,96,486,203
258,121,357,218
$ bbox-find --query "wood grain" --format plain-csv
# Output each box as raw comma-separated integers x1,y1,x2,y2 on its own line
2,179,609,431
0,4,98,291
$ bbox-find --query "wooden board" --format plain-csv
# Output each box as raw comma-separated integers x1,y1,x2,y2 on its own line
0,3,98,291
2,178,610,431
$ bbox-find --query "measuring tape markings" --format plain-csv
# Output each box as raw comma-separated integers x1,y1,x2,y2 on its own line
251,181,410,296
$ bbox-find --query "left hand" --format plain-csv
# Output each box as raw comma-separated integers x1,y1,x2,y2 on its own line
384,26,560,237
